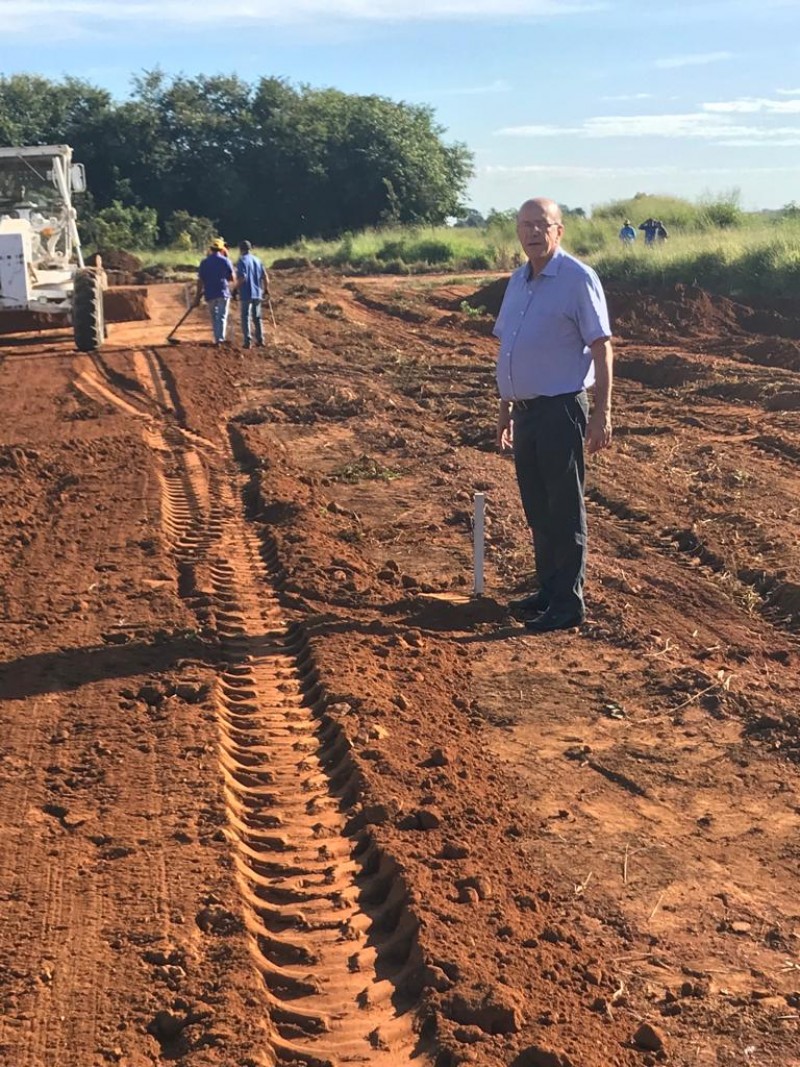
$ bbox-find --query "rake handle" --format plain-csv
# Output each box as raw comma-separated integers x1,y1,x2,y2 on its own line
166,303,195,341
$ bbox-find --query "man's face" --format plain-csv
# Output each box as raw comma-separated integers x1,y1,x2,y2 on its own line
516,203,563,263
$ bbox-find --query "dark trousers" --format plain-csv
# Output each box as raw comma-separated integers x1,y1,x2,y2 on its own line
512,391,588,616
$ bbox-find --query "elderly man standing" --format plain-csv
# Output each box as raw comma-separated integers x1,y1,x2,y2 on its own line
495,198,614,634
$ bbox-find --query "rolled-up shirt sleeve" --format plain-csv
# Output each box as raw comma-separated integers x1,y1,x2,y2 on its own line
575,269,611,346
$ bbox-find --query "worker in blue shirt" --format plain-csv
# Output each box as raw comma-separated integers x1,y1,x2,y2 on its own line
235,240,270,349
619,219,636,244
494,197,614,634
194,238,235,345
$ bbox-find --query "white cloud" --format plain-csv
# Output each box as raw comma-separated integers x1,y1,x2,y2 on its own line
485,163,800,176
777,88,800,96
654,51,734,69
485,164,677,176
0,0,608,31
498,113,728,138
704,97,800,113
497,124,582,137
584,113,729,137
716,136,800,146
496,111,800,146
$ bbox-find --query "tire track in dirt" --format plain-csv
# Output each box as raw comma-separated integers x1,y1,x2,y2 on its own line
128,356,429,1065
72,355,151,420
205,496,425,1065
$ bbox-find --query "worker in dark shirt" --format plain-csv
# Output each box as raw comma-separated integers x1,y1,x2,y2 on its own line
194,238,235,345
639,218,669,246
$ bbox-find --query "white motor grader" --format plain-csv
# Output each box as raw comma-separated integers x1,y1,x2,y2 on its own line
0,144,106,351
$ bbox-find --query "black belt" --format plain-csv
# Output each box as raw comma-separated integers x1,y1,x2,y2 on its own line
513,390,584,412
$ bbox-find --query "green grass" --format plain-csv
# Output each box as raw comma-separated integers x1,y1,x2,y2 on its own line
129,193,800,303
589,221,800,301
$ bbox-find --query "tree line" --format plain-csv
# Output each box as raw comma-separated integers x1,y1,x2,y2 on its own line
0,72,473,247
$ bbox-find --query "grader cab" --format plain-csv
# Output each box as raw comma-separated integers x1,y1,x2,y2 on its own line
0,144,105,351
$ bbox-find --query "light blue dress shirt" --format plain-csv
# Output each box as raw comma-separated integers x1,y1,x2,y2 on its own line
494,248,611,400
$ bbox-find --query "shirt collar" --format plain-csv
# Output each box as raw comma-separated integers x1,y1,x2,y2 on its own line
525,245,565,282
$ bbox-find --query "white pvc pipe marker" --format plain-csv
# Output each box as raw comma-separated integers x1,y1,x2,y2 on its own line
473,492,485,597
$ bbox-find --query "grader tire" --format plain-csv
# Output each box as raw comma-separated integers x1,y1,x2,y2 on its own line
72,269,105,352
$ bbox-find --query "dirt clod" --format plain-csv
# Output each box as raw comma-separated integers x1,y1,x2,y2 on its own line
633,1022,667,1053
510,1045,576,1067
445,988,522,1035
148,1010,185,1043
195,904,242,936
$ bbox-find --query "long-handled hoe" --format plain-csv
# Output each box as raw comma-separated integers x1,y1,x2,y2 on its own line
166,304,197,346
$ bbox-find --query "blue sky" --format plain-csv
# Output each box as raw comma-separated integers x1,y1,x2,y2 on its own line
2,0,800,214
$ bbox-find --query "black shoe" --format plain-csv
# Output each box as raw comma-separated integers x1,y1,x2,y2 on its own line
508,591,549,614
524,608,584,634
243,341,252,349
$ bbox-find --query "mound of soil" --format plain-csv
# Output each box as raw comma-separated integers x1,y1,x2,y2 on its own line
608,284,746,341
92,249,143,273
465,275,510,318
272,256,315,270
0,310,66,335
103,286,150,323
744,337,800,373
466,277,800,349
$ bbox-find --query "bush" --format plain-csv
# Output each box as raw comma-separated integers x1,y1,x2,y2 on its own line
407,238,452,264
697,199,743,230
351,255,383,275
164,210,216,250
331,231,355,266
375,238,407,262
381,258,411,275
82,200,159,250
462,252,493,270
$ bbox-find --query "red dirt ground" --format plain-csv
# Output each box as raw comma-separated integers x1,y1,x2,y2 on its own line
1,273,800,1067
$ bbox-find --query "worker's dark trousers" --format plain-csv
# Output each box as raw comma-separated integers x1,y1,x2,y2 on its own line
512,391,588,617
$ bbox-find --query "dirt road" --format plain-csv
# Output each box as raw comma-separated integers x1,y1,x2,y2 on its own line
1,274,799,1067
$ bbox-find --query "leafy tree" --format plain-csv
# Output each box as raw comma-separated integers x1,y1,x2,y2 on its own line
0,74,111,146
0,71,474,246
454,208,487,228
80,200,159,249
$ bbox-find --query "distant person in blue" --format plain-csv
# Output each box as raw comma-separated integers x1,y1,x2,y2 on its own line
235,240,271,349
639,217,668,246
494,197,614,634
619,219,636,244
195,237,235,345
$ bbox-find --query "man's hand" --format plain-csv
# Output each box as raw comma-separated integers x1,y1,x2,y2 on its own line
193,290,203,308
496,402,513,452
586,408,612,454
